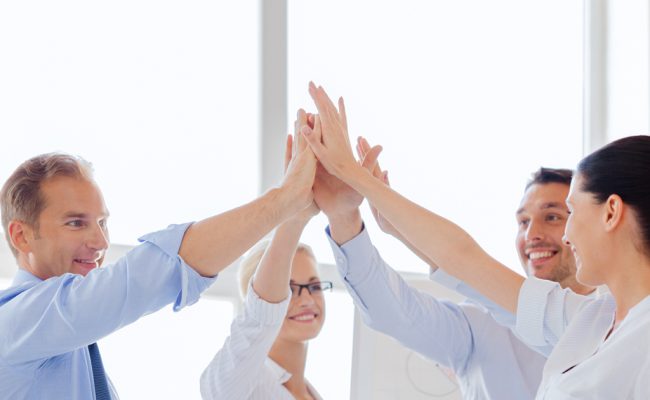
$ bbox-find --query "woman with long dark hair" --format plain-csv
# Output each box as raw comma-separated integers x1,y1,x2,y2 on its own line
303,82,650,399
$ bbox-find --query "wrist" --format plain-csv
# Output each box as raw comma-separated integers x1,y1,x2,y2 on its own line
328,209,363,245
272,185,307,217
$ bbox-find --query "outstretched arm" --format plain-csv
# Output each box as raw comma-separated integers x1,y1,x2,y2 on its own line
356,136,441,271
179,109,318,278
253,111,320,303
303,82,523,313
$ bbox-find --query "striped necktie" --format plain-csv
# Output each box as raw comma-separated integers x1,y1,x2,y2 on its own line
88,342,111,400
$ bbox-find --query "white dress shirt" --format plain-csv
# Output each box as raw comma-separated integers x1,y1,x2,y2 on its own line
327,226,546,399
515,277,650,399
200,282,323,400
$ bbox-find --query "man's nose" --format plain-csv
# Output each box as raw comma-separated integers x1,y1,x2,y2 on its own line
87,223,109,250
525,219,545,242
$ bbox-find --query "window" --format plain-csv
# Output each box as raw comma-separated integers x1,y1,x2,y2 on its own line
305,290,355,399
0,0,260,245
607,0,649,140
101,297,234,399
289,0,584,274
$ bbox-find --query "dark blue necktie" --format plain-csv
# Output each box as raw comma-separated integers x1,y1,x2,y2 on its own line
88,342,111,400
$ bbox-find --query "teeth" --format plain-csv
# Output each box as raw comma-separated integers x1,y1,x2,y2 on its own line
529,251,554,260
293,314,315,321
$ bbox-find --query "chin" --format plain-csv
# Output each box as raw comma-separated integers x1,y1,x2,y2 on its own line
576,267,600,287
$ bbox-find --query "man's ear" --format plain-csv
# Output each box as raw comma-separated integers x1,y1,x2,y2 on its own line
603,194,624,232
8,220,33,255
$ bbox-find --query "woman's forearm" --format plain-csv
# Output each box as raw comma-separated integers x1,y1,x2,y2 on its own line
346,166,524,313
252,216,309,303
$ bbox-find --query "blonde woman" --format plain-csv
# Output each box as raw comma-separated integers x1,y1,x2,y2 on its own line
200,111,330,400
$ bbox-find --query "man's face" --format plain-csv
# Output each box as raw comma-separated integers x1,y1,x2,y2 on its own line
23,176,110,279
515,182,576,283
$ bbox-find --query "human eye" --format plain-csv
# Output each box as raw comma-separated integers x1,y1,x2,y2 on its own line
289,284,299,296
546,213,563,222
309,282,324,292
517,218,529,228
65,219,85,228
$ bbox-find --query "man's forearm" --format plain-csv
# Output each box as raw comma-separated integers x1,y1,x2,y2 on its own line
343,166,524,314
179,188,298,277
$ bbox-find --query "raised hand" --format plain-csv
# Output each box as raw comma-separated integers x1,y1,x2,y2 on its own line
281,108,319,216
310,108,375,220
302,82,363,184
356,136,399,237
284,111,320,222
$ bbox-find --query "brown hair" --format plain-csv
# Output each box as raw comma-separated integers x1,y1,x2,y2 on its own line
525,167,573,191
0,153,94,257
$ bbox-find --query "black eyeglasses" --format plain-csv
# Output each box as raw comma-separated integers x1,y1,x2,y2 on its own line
289,281,333,297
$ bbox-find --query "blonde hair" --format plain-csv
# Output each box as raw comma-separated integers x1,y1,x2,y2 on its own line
238,240,317,299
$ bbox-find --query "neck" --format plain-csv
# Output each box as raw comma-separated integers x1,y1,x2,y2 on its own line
605,253,650,326
268,337,311,399
562,275,596,296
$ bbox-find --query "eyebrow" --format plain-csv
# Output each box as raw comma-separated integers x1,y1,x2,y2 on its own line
516,202,567,215
290,276,319,284
62,211,110,219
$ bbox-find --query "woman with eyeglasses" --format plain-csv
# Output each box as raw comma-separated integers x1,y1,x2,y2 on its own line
200,110,332,400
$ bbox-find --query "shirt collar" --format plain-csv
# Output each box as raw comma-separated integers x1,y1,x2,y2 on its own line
264,358,323,399
12,268,43,286
265,357,292,384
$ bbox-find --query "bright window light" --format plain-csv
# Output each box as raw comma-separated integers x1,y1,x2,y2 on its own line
290,0,584,274
305,290,355,399
0,0,260,245
607,0,650,140
101,297,234,399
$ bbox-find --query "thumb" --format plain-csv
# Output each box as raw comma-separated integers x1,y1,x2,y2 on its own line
284,134,293,172
361,145,383,172
301,125,326,160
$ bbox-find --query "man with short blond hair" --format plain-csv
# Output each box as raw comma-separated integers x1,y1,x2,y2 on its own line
0,120,316,400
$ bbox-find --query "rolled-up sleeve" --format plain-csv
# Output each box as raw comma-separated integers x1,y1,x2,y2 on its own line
138,222,216,311
0,223,217,365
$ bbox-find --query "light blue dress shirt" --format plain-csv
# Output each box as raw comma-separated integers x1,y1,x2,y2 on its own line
327,226,546,400
0,223,217,400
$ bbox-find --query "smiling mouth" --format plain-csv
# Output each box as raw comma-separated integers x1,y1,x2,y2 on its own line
527,250,558,267
74,259,99,269
289,313,318,323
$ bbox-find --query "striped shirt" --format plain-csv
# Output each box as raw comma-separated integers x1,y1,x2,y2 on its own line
200,283,323,400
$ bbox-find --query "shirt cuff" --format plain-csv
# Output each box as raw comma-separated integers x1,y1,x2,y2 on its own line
245,280,291,326
325,224,375,285
516,277,560,347
138,223,218,311
429,268,462,290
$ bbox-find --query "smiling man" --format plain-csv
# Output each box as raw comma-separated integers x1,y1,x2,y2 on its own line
320,158,595,399
515,169,592,295
0,143,316,399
